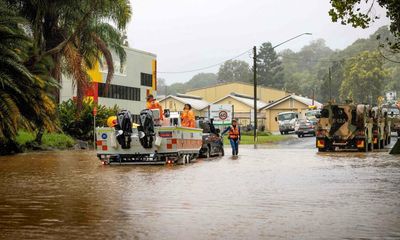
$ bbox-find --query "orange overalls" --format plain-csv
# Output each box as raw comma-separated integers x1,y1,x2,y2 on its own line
146,99,164,120
181,110,195,128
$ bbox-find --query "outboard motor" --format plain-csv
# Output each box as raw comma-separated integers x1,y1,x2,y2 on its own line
115,110,133,149
138,109,155,148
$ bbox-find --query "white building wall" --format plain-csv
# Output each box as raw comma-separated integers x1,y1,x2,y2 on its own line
60,47,157,116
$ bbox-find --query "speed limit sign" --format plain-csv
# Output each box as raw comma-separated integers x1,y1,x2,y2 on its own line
219,110,228,120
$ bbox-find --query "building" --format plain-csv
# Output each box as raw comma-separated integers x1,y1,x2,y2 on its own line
60,47,157,121
262,95,322,132
210,93,268,127
159,94,209,117
185,82,288,103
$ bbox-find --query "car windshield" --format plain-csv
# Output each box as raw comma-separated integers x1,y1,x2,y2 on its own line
305,110,320,119
389,108,400,115
278,113,296,121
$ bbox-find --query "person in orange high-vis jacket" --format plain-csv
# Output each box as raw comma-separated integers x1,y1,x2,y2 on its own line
146,94,163,120
221,119,241,156
181,104,195,128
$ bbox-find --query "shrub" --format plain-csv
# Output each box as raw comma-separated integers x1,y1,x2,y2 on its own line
58,99,119,140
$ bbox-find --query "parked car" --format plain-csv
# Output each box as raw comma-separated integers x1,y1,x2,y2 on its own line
295,119,316,138
198,119,224,158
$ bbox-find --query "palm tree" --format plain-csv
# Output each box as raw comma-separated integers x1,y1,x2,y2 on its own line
0,1,58,147
7,0,131,142
8,0,131,105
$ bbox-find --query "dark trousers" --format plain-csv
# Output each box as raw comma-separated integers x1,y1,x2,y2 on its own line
229,138,239,155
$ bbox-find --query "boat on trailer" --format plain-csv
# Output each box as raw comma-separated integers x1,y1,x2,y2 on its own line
96,109,203,165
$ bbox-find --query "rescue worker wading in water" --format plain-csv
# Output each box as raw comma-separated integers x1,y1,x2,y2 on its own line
180,104,195,128
221,119,241,156
146,94,163,120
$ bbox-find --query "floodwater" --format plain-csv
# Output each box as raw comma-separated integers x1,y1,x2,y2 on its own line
0,138,400,240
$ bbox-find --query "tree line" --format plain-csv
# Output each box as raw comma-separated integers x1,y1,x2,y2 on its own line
159,26,400,105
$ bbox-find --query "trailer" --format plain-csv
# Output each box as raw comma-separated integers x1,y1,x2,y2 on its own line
96,109,203,165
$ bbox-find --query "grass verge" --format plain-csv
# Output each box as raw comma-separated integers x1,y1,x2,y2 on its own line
16,131,75,149
223,135,292,145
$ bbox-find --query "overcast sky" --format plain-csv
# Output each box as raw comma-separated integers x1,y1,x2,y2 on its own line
127,0,389,84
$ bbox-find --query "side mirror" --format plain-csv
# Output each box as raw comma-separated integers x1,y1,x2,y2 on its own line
275,117,278,122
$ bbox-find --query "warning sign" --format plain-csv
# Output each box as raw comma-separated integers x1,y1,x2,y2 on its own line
210,104,233,125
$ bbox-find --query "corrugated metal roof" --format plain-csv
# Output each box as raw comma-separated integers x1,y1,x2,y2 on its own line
262,94,322,110
292,95,322,108
159,95,210,110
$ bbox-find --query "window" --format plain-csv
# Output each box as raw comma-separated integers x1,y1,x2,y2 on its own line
141,73,152,87
98,83,141,101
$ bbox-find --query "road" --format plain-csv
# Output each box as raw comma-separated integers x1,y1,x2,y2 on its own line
0,136,399,239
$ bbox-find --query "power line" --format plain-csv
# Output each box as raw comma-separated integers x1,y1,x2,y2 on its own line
157,48,252,74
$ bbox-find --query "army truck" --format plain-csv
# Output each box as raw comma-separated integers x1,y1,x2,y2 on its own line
316,103,373,152
371,106,391,149
386,105,400,136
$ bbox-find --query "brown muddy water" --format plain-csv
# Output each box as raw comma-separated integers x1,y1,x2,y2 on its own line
0,138,400,239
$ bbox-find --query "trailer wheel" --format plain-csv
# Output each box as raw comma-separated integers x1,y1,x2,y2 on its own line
318,148,326,152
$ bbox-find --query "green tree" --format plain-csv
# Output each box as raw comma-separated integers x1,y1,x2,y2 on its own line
167,83,186,95
0,2,57,149
257,42,284,88
319,60,345,103
340,51,389,104
157,78,167,95
217,60,251,83
186,73,218,89
8,0,131,108
329,0,400,51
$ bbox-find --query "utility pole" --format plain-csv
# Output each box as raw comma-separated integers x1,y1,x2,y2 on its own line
253,46,257,143
328,66,332,102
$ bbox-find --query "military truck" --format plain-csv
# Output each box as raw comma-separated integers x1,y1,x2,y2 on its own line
316,103,373,152
386,105,400,137
371,106,391,149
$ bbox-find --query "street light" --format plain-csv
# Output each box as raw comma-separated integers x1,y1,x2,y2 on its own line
253,32,312,143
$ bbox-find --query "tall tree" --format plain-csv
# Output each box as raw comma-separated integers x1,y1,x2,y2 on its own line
186,73,218,89
340,51,388,104
8,0,131,108
0,2,57,148
217,60,251,83
319,60,345,103
329,0,400,52
257,42,284,88
157,78,167,95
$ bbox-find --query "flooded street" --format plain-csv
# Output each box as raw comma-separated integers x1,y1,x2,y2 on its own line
1,137,400,240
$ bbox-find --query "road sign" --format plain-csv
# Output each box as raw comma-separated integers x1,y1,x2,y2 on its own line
210,104,233,125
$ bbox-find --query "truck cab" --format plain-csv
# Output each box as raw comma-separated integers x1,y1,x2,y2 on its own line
275,111,298,135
